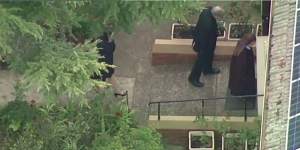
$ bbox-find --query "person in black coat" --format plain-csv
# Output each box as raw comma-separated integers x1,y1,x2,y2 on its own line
92,32,115,81
189,6,224,88
92,32,126,96
98,32,115,81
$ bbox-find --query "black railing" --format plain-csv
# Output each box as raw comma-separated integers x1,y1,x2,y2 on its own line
148,94,264,122
115,90,129,106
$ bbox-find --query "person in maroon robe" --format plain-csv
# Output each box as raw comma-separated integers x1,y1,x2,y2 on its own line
229,33,257,96
226,33,257,110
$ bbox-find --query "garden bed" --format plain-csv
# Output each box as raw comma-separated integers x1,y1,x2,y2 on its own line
189,131,214,150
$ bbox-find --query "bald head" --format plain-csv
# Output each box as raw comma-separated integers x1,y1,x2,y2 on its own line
211,6,224,19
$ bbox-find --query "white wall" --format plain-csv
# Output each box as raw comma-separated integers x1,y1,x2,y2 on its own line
256,36,269,116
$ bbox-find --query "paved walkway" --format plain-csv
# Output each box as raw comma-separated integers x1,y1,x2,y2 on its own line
0,70,16,107
113,22,236,122
0,21,254,122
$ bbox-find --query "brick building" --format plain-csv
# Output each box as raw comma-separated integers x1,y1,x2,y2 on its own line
261,0,299,150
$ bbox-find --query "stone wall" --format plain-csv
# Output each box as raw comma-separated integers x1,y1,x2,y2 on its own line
261,0,296,149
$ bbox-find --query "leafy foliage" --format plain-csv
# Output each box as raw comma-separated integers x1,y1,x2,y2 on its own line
0,100,40,134
212,119,231,136
0,1,201,149
92,128,163,150
0,5,43,59
239,118,261,149
77,0,201,35
0,0,200,100
0,92,164,150
195,117,261,149
22,39,109,99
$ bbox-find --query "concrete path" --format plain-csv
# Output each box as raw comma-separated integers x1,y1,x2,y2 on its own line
113,22,239,122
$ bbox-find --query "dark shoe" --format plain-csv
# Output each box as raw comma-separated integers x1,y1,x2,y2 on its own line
204,68,220,75
188,77,204,88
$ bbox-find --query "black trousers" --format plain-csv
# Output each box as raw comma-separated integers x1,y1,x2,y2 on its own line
189,48,215,81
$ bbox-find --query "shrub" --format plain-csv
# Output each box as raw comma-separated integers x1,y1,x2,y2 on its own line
0,92,163,150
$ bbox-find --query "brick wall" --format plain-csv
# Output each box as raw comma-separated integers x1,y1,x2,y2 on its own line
261,0,296,150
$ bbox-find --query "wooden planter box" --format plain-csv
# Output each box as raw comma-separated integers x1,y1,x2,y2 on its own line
189,131,215,150
228,23,255,40
222,133,258,150
151,39,238,65
151,22,262,65
222,133,245,150
171,22,226,40
171,23,195,39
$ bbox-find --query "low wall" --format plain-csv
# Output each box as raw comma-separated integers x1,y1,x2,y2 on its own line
152,39,238,65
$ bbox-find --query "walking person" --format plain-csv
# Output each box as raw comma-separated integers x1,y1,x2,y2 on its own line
92,32,126,96
189,6,224,87
228,33,257,97
227,33,257,110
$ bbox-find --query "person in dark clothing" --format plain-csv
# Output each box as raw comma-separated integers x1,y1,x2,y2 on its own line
228,33,257,96
226,33,257,110
92,32,126,95
98,32,115,81
92,32,115,81
189,6,224,88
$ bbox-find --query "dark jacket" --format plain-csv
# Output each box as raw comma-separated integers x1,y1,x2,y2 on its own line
92,40,115,81
97,40,115,65
228,46,257,96
193,8,218,53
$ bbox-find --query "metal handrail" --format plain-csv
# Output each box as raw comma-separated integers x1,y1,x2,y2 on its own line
148,94,264,122
115,90,129,106
149,94,264,105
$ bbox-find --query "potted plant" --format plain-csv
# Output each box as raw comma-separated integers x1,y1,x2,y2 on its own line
222,132,245,150
171,23,195,39
245,139,258,150
241,119,261,150
240,127,260,150
189,131,214,150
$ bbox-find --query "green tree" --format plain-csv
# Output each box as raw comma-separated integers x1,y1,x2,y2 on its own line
0,91,164,150
0,0,201,100
0,1,202,148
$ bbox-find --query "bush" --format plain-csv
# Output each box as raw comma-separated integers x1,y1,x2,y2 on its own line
0,100,41,133
0,92,164,150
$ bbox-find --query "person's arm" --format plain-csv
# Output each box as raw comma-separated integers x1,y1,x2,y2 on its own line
110,40,115,53
196,12,214,50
